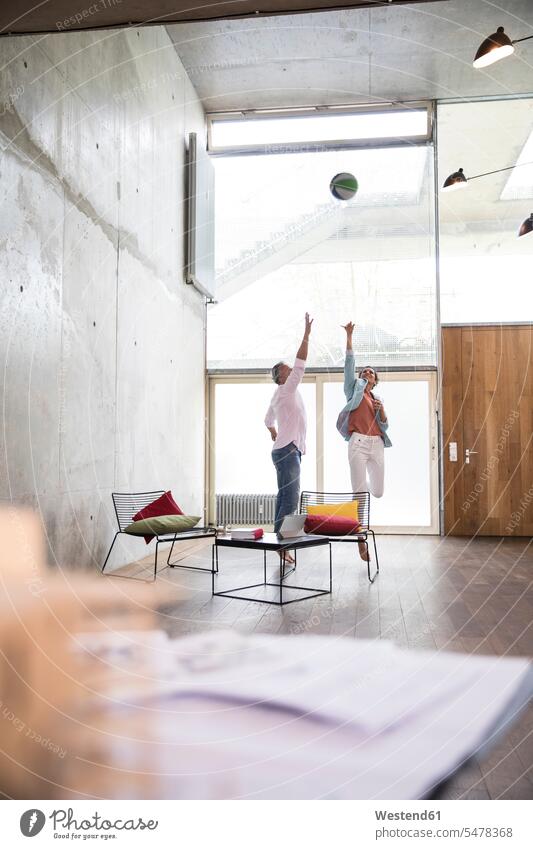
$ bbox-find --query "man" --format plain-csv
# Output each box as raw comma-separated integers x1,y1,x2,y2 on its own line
264,313,313,561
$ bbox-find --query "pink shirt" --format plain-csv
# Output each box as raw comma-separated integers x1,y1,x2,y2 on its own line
264,358,307,454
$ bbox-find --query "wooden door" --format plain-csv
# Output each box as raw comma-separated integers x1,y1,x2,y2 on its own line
442,325,533,536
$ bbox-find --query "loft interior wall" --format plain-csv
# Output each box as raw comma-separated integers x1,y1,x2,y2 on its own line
0,26,206,570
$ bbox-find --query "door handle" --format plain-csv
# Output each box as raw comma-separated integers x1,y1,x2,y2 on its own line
465,448,478,464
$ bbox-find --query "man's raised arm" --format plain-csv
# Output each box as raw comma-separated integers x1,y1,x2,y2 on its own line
284,313,313,392
295,312,313,362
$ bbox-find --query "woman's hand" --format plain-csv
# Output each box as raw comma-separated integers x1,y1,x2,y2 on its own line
372,398,387,422
342,322,355,352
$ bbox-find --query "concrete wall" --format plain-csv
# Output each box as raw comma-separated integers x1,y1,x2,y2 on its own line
0,26,207,570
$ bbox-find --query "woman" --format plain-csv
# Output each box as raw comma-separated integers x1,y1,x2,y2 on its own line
336,322,392,560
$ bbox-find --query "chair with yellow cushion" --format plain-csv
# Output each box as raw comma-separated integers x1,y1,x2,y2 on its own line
299,490,379,583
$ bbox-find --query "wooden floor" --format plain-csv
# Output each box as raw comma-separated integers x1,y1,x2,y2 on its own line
127,534,533,800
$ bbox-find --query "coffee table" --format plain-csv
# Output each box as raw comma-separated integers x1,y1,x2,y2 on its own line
212,533,332,606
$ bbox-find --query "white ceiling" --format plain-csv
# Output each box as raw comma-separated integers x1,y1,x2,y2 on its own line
168,0,533,112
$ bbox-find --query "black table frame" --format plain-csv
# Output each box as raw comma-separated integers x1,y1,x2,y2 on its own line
212,534,332,606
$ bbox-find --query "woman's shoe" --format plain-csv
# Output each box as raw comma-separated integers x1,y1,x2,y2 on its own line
358,540,370,562
280,551,295,565
280,551,296,579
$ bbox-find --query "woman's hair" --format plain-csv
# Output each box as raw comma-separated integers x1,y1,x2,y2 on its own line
359,365,379,385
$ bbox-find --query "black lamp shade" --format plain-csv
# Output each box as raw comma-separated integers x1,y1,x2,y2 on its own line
518,213,533,238
442,167,467,191
473,26,515,68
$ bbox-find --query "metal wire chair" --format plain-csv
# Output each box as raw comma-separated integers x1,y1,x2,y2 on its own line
101,491,217,582
299,490,379,583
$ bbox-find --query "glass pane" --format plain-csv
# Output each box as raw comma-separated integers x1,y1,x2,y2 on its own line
208,144,436,369
438,99,533,323
323,378,432,528
214,382,316,495
500,130,533,201
211,109,428,149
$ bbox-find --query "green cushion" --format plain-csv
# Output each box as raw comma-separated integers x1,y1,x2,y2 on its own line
124,514,200,536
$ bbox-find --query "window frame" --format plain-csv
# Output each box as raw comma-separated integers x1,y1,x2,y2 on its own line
207,101,434,156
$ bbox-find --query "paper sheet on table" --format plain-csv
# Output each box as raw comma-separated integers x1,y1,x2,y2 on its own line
83,629,531,737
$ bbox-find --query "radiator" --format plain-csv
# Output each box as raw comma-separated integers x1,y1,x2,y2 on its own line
216,494,277,526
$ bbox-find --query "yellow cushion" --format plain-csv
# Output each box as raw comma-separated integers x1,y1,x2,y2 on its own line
307,501,359,521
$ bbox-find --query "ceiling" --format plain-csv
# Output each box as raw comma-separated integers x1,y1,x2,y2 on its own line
168,0,533,112
0,1,444,35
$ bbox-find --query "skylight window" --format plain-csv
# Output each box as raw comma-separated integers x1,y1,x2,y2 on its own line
209,106,430,152
214,146,429,272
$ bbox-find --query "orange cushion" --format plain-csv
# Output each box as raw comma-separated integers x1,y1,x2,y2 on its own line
307,500,359,522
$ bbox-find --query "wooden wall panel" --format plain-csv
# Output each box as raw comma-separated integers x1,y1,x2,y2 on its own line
442,324,533,537
442,327,465,535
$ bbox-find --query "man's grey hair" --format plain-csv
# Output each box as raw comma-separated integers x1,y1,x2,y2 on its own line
271,361,285,385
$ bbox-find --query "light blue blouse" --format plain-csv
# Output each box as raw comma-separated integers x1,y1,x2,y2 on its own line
336,351,392,447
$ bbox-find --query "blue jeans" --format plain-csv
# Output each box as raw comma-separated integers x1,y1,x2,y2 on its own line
272,442,301,533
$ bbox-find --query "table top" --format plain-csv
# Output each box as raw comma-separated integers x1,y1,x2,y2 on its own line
215,532,330,551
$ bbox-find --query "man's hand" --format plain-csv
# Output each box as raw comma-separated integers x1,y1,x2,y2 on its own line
296,313,313,361
267,427,278,442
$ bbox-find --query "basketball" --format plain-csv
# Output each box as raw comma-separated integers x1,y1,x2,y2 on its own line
330,172,358,201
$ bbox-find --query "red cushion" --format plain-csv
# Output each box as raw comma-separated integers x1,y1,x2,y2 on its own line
133,491,183,543
304,513,361,536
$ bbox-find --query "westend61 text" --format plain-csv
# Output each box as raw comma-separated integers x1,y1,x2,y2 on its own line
375,810,441,821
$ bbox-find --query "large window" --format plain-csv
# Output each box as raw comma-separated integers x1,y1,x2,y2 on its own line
438,99,533,323
213,380,316,495
206,107,439,533
207,110,437,370
209,372,438,534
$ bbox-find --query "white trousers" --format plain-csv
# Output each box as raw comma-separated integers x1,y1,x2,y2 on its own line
348,433,385,497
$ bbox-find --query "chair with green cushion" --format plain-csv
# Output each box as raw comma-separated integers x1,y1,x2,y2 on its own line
101,491,217,581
